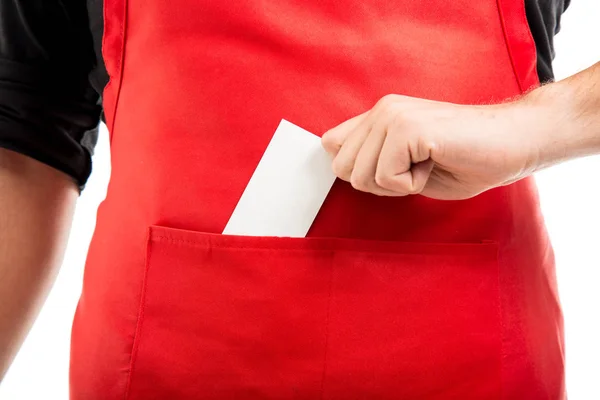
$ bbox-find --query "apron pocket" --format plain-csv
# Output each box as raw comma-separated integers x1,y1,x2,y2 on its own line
126,225,500,400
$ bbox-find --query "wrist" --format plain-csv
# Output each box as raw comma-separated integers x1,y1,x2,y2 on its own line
519,77,600,170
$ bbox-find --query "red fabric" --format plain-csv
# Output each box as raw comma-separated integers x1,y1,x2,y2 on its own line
70,1,566,399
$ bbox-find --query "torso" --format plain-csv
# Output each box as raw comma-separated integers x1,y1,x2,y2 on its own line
69,1,566,398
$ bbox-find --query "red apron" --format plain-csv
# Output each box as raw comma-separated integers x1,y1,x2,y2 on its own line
70,0,566,398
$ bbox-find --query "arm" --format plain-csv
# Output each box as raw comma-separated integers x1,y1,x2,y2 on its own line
321,62,600,200
0,149,78,379
0,0,101,380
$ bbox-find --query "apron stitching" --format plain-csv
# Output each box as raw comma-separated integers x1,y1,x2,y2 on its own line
496,249,505,400
494,0,525,93
515,0,541,88
319,254,335,399
105,0,129,143
123,231,153,399
153,236,497,255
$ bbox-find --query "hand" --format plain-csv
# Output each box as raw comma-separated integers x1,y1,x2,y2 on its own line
321,94,545,200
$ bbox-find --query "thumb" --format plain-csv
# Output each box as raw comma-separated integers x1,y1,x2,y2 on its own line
382,159,434,195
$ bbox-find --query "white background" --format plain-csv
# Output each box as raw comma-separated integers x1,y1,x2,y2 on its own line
1,1,599,398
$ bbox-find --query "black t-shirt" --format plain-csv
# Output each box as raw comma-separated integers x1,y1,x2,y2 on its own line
0,0,571,188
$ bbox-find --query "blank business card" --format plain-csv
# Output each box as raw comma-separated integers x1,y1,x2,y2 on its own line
223,119,337,237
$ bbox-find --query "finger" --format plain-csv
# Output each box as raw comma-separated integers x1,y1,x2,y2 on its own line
321,112,368,156
376,132,434,195
331,114,374,181
351,120,399,196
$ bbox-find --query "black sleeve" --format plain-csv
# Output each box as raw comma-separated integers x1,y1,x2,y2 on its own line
0,0,102,189
525,0,571,83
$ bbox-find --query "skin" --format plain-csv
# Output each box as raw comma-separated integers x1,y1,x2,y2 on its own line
0,148,77,380
322,62,600,200
0,62,599,381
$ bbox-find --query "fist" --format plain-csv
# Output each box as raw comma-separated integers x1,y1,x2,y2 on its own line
321,94,542,200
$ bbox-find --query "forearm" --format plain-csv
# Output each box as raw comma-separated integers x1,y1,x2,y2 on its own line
0,148,77,380
523,62,600,169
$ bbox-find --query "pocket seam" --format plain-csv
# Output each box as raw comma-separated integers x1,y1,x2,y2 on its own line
123,230,153,400
153,233,499,257
319,258,334,399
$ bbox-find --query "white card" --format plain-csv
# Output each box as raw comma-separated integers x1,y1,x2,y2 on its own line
223,119,337,237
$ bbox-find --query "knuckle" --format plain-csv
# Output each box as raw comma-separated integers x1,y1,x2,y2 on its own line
376,94,399,110
350,173,369,191
406,184,422,195
331,159,349,178
374,170,394,189
321,133,341,151
409,176,428,194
